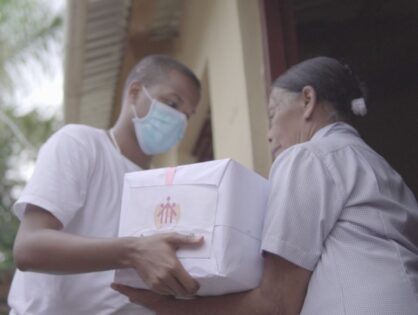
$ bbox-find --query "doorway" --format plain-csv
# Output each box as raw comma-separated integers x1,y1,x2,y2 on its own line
262,0,418,196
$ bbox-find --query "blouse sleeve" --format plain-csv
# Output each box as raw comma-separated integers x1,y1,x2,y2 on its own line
261,145,344,271
13,126,92,226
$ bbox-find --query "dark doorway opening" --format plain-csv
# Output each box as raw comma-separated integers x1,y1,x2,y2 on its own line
262,0,418,196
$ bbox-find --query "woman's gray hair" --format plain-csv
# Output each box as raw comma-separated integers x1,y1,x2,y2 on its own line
273,56,367,119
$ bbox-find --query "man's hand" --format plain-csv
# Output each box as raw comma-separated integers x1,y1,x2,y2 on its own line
126,233,204,297
13,205,204,298
112,252,311,315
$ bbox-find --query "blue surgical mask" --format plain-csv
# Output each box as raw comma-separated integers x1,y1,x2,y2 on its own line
131,87,187,155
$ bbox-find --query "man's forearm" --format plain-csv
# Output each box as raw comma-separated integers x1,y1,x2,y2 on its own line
14,229,134,274
15,204,203,296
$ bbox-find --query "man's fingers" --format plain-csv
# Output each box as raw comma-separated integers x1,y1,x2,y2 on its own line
163,232,202,295
146,268,197,296
137,267,190,296
143,277,175,296
167,233,204,249
163,273,190,297
172,261,200,295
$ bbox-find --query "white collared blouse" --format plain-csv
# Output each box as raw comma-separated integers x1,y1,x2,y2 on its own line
262,122,418,315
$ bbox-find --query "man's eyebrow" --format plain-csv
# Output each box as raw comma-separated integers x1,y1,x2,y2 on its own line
167,93,183,104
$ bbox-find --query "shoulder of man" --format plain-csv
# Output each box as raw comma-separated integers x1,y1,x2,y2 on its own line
45,124,104,147
57,123,101,139
36,124,106,163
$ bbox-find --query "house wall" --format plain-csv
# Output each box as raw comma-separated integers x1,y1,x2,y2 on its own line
154,0,272,177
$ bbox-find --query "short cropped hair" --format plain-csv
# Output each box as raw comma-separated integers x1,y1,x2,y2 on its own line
122,54,201,104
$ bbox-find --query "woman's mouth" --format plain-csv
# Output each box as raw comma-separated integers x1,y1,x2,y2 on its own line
271,145,281,157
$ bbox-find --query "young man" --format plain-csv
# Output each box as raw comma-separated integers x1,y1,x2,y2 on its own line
9,55,203,315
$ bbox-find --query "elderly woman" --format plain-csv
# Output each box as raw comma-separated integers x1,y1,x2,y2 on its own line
113,57,418,315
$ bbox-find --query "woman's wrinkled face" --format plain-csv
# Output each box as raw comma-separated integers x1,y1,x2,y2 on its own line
267,87,305,158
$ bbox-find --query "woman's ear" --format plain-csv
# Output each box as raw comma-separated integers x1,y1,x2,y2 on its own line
301,85,317,120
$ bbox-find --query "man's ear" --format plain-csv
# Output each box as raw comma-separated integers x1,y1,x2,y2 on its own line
128,80,142,104
301,86,317,120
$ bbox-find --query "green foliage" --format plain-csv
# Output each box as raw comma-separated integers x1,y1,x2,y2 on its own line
0,106,58,271
0,1,63,310
0,210,18,272
0,0,63,96
0,0,63,290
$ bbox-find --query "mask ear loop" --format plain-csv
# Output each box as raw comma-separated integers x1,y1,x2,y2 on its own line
142,86,153,101
131,86,153,118
131,105,139,118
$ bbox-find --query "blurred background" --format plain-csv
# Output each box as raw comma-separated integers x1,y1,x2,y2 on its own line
1,0,417,313
0,0,64,312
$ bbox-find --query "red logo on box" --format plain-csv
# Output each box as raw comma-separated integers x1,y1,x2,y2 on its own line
154,196,181,228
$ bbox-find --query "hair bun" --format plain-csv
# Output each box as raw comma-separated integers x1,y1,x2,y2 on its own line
351,98,367,116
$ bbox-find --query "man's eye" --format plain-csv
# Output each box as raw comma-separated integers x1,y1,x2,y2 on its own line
167,101,178,109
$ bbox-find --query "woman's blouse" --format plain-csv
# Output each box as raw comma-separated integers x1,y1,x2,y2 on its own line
262,122,418,315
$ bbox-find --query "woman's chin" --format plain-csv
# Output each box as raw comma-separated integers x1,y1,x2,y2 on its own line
272,147,283,159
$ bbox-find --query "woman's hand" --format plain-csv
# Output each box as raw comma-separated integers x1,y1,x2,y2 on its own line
111,284,174,315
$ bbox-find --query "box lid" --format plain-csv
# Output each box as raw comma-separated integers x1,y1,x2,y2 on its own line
125,159,232,187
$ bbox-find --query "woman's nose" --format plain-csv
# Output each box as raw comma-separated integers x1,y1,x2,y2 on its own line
267,128,273,142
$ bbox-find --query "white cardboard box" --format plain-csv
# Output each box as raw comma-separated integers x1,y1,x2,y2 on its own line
114,159,269,295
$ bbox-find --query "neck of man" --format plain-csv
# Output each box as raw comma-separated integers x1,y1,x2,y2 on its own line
111,123,152,170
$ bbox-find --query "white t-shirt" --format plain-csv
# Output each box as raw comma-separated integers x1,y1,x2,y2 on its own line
8,125,153,315
262,122,418,315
